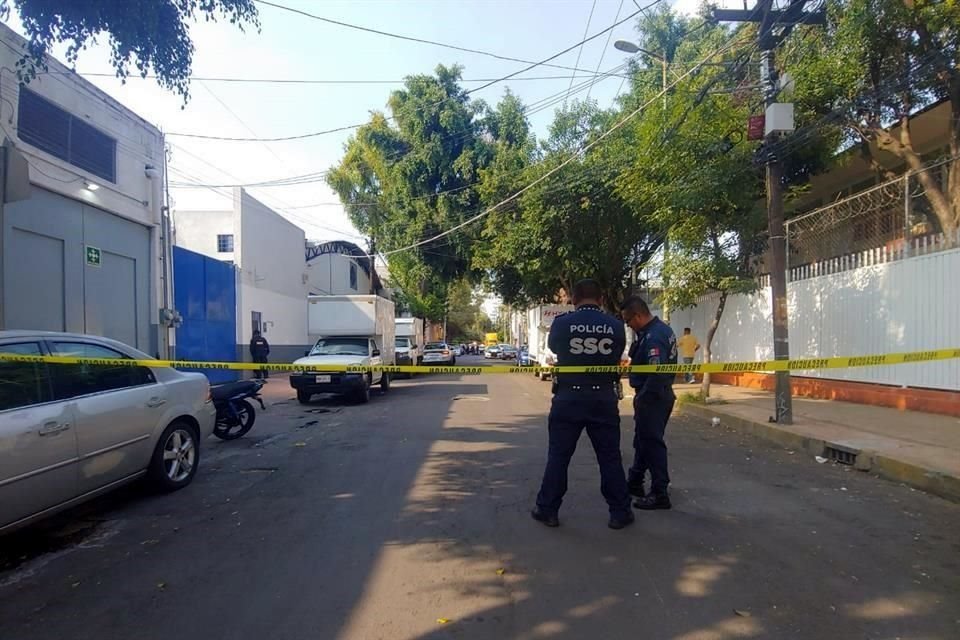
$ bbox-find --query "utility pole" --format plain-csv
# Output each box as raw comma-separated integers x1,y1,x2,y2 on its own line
713,0,825,424
761,46,792,424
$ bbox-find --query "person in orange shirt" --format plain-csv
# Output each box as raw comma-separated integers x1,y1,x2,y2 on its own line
677,328,700,384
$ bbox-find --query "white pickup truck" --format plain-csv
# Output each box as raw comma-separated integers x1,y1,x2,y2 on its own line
527,304,574,380
290,295,396,404
394,317,424,370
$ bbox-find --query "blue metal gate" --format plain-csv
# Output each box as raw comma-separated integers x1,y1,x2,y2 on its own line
173,246,238,384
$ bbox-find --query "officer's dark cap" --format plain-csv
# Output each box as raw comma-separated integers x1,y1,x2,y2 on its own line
572,279,602,302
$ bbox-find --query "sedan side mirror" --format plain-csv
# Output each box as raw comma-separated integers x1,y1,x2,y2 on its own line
372,349,381,357
304,350,310,357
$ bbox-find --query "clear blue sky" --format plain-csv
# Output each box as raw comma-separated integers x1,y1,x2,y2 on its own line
8,0,707,241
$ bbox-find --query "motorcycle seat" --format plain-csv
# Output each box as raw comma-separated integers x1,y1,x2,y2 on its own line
210,380,261,402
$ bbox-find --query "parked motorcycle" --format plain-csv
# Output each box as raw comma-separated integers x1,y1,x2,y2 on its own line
211,379,266,440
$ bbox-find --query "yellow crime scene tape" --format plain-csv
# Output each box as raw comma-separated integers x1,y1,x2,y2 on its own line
0,348,957,376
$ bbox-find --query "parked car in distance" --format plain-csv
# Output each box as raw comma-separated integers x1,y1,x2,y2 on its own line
499,344,518,360
395,336,417,377
484,344,502,359
517,346,536,366
0,331,216,535
422,342,456,366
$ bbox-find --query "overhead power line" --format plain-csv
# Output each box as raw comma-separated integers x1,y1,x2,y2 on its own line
255,0,618,77
564,0,600,106
587,0,626,102
167,0,662,142
169,58,633,192
67,72,628,85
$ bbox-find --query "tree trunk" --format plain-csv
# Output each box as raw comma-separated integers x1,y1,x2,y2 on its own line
700,291,727,399
872,115,959,244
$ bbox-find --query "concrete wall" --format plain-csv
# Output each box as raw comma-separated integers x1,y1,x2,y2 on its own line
0,24,163,224
668,248,960,392
0,23,165,352
306,252,372,295
172,210,236,263
235,190,309,360
175,189,310,364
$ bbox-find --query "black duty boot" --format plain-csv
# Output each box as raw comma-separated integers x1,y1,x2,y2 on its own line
633,494,671,510
531,507,559,527
628,482,647,498
608,511,635,530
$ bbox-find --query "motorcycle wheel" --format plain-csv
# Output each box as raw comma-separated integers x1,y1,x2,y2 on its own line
213,399,257,440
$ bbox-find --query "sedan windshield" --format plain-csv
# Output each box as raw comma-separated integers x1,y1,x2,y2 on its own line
309,337,369,356
424,343,447,351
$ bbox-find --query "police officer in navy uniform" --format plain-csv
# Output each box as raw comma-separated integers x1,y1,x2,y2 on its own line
620,295,677,510
532,279,634,530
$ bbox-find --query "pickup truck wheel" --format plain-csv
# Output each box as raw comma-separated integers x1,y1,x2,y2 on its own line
380,372,390,393
297,390,312,404
355,377,371,404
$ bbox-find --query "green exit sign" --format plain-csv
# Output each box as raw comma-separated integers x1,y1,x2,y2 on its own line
86,246,101,267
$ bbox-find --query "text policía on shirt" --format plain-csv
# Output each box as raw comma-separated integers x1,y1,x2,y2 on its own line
569,323,616,355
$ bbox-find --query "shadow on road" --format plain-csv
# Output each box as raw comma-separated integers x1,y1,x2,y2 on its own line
381,407,960,640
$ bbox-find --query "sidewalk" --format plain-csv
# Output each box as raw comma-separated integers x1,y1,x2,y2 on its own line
673,382,960,501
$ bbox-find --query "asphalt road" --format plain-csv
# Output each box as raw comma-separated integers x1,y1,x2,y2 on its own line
1,356,958,640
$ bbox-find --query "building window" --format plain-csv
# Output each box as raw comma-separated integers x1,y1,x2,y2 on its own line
17,87,117,183
217,234,234,253
349,263,358,290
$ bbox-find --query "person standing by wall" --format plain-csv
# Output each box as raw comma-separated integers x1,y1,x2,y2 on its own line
621,296,677,510
250,330,270,379
677,327,701,384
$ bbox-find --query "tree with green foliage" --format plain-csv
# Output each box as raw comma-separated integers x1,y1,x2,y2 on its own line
475,99,664,312
783,0,960,240
327,65,492,321
443,279,494,342
0,0,258,100
612,7,768,396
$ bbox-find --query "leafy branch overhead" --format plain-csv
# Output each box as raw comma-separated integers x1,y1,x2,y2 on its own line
0,0,259,101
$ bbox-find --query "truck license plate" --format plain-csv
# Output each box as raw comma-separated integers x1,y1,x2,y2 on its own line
315,375,331,383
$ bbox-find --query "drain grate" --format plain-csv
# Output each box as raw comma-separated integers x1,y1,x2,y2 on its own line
824,445,857,465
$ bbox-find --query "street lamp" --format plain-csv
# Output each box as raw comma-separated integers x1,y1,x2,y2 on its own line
613,40,668,102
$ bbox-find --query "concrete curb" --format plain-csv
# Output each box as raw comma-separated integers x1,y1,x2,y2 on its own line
679,403,960,502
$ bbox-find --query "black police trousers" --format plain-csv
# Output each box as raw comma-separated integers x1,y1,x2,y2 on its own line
536,390,631,518
629,391,676,496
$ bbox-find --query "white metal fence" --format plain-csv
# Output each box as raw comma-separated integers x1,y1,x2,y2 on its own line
668,247,960,392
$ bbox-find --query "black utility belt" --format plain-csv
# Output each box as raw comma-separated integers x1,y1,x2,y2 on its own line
555,383,617,392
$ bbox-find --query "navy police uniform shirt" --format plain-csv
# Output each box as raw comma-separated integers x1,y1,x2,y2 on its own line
628,316,678,397
547,304,626,388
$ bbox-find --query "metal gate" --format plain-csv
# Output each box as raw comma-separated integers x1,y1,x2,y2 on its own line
173,246,238,384
2,187,151,351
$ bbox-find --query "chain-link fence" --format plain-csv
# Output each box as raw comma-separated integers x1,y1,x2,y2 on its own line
786,156,959,282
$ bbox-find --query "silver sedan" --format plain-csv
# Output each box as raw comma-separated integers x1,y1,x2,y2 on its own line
0,331,216,534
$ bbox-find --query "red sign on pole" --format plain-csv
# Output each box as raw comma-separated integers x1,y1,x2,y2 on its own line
748,115,765,141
